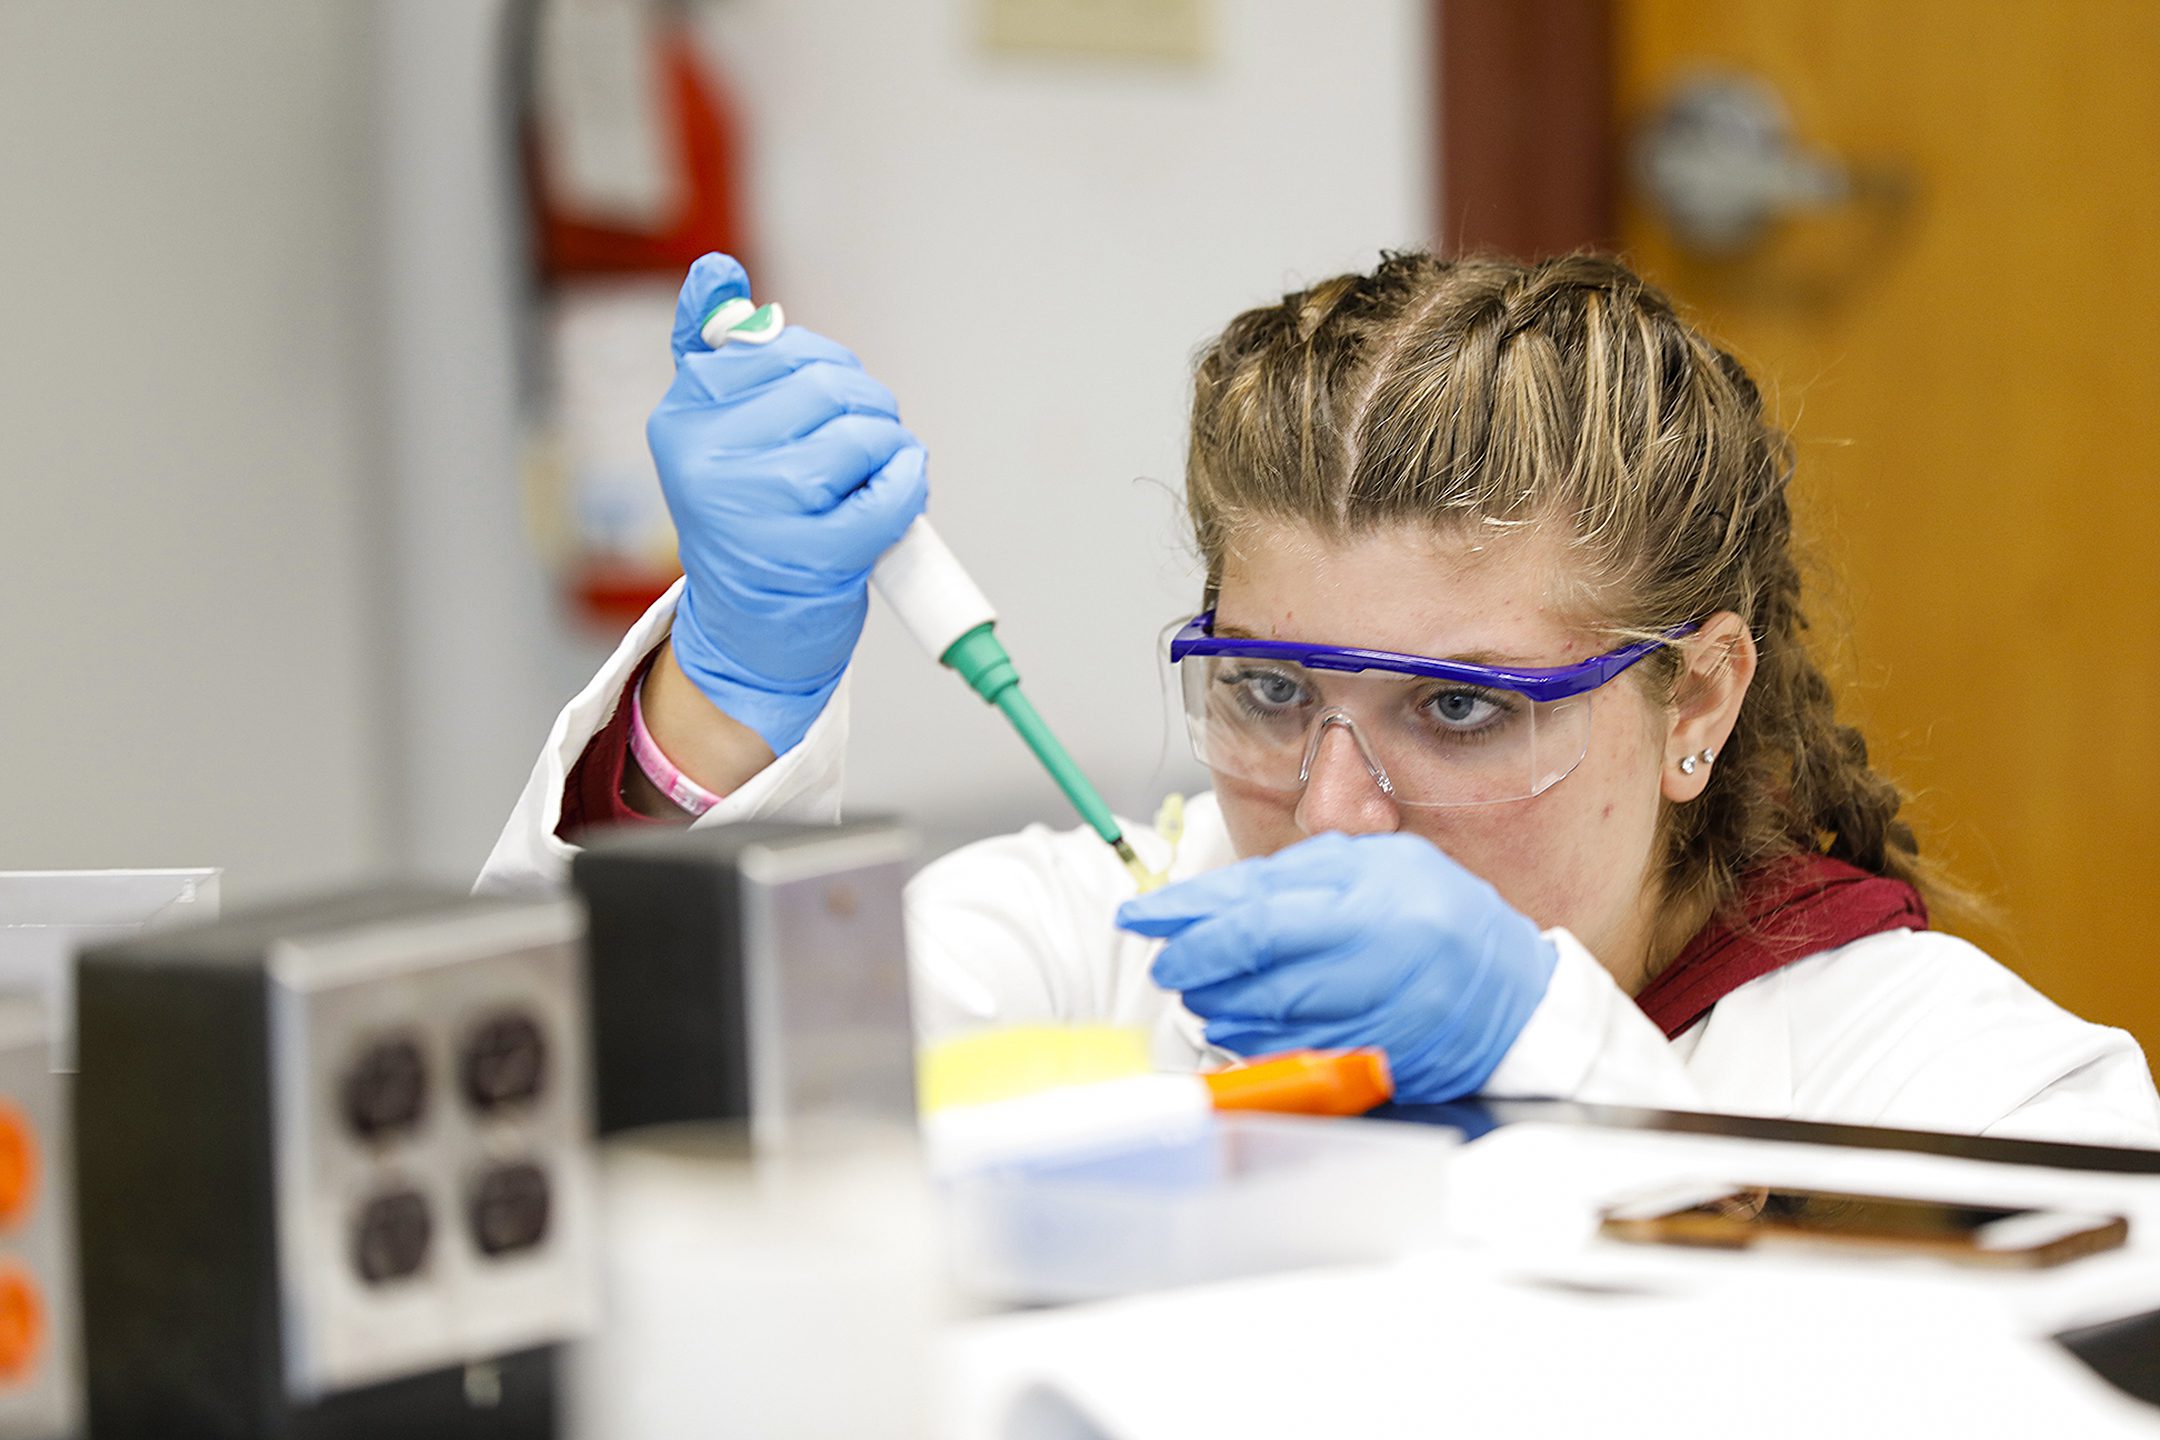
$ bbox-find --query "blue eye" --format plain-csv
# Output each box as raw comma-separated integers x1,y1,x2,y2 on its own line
1420,687,1510,735
1219,666,1312,715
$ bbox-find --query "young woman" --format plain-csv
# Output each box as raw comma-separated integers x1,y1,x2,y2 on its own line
481,251,2160,1146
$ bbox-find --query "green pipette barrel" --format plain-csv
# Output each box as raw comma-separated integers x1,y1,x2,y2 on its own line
939,622,1122,847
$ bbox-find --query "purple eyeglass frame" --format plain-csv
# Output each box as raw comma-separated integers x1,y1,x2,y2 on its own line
1169,611,1701,702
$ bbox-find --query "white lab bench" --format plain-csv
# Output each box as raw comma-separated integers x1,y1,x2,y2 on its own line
939,1103,2160,1438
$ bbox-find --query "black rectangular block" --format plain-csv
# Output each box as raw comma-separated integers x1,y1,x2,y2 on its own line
572,819,919,1142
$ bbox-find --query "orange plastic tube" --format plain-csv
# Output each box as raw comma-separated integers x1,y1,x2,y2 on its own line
0,1264,43,1382
1202,1048,1394,1116
0,1104,37,1231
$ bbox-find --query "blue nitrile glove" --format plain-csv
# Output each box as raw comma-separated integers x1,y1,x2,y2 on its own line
1115,832,1561,1103
648,253,929,756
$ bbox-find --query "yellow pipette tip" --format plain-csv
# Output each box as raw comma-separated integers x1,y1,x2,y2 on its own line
1154,792,1185,848
1110,794,1187,892
1114,838,1167,893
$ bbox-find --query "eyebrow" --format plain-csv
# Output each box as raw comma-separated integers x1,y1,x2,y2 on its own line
1211,622,1537,668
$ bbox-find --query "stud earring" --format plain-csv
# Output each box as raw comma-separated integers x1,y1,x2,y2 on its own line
1678,754,1698,775
1677,746,1717,776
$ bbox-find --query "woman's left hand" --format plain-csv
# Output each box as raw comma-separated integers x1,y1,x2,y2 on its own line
1114,832,1560,1103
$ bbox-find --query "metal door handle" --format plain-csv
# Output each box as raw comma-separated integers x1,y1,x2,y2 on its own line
1634,72,1857,256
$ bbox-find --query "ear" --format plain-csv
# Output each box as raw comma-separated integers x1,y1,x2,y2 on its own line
1659,611,1757,804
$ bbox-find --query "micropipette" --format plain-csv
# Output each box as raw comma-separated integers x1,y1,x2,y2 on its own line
703,298,1164,892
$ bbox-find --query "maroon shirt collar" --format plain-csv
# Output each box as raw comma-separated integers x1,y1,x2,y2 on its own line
1634,854,1930,1040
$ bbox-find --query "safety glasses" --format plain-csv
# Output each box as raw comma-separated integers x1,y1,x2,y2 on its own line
1169,612,1699,807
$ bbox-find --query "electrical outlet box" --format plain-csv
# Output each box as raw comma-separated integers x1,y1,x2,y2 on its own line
75,888,596,1439
572,819,919,1142
982,0,1209,63
0,1002,77,1440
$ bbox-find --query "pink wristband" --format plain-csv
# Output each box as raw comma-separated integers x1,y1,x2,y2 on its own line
628,683,725,817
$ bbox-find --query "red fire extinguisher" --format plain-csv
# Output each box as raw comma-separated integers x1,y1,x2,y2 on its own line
514,0,752,631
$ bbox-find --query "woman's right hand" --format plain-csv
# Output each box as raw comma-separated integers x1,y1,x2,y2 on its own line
647,253,930,759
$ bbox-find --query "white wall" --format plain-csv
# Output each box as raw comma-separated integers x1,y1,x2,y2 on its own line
0,2,387,897
370,0,622,883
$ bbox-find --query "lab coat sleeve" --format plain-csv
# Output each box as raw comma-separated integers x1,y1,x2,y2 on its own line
901,827,1088,1038
1480,930,1710,1109
1760,930,2160,1147
1980,1045,2160,1146
901,821,1154,1039
898,810,1213,1065
1501,927,2160,1146
474,580,851,897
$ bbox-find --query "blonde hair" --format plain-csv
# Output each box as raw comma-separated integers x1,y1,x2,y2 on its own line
1185,251,1950,962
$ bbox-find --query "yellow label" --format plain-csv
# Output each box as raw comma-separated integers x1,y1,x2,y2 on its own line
917,1025,1152,1112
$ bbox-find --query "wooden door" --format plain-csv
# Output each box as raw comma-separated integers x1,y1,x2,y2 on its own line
1615,3,2160,1066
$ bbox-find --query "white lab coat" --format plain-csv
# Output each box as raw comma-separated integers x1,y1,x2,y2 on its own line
479,587,2160,1148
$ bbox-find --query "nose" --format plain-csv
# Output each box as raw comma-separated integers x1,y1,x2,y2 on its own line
1293,719,1402,837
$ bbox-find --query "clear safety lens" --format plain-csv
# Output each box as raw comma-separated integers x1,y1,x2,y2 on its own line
1179,654,1592,807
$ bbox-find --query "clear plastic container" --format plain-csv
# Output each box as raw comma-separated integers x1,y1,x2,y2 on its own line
940,1113,1458,1306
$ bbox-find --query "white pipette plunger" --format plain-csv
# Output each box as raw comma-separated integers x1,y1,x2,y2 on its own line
699,295,1159,887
